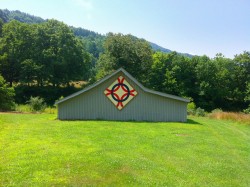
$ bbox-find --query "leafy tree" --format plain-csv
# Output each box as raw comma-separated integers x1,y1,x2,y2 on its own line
80,36,105,59
0,74,15,111
170,54,197,97
243,82,250,113
96,33,153,85
163,68,178,94
20,59,43,86
96,53,115,80
233,51,250,93
194,55,218,110
149,51,197,97
0,20,33,86
149,52,170,92
245,82,250,102
35,20,91,86
212,54,234,108
0,19,91,87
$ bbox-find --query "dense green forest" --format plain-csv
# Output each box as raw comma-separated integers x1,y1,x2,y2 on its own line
0,9,249,112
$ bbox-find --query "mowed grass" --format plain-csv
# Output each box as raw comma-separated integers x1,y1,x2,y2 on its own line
0,114,249,186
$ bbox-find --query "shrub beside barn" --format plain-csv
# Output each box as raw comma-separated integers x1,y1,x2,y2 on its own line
55,68,189,122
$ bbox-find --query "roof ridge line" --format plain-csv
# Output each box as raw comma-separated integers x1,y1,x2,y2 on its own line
55,68,189,105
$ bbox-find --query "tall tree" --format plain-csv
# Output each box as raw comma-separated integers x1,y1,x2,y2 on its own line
36,20,91,86
149,51,197,98
0,20,32,86
96,33,153,85
0,19,91,87
149,52,170,92
195,55,218,110
149,52,178,93
231,51,250,108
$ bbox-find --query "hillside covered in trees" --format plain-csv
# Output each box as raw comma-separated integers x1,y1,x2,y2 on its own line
0,9,184,57
0,9,249,112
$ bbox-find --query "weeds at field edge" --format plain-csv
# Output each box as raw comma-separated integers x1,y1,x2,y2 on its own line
208,111,250,125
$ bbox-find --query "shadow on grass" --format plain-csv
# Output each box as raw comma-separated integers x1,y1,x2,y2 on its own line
186,119,202,125
58,118,202,125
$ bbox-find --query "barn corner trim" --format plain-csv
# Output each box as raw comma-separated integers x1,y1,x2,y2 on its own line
54,68,190,105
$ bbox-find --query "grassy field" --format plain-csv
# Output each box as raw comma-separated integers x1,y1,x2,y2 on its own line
0,114,249,186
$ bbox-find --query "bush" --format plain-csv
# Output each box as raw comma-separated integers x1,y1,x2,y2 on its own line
44,106,57,114
15,104,32,113
211,108,223,113
187,102,206,117
0,75,15,111
243,105,250,114
187,102,196,115
27,96,46,112
195,107,206,117
15,104,57,114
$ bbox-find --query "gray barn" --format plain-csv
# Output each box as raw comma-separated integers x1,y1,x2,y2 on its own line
55,68,189,122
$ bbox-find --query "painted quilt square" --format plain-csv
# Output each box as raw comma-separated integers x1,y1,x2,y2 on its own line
104,76,137,110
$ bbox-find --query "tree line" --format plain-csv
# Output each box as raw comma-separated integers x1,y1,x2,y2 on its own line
0,18,249,112
96,33,250,112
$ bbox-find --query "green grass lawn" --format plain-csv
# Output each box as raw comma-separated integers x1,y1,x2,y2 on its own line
0,114,249,186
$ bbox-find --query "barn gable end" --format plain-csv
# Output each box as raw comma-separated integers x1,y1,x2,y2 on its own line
55,68,189,122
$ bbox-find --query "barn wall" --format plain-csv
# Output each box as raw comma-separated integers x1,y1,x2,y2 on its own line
58,72,187,122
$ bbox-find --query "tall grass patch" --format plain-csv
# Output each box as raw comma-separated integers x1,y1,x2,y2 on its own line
15,104,57,114
209,111,250,125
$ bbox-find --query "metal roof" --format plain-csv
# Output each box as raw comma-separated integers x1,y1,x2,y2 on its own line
55,68,190,105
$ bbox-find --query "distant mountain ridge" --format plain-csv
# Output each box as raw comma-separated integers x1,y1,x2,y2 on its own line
0,9,44,23
0,9,101,38
0,9,193,57
150,42,193,58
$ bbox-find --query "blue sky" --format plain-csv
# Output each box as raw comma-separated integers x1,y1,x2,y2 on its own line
0,0,249,58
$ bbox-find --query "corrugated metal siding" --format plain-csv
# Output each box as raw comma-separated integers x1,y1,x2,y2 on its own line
58,72,187,122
